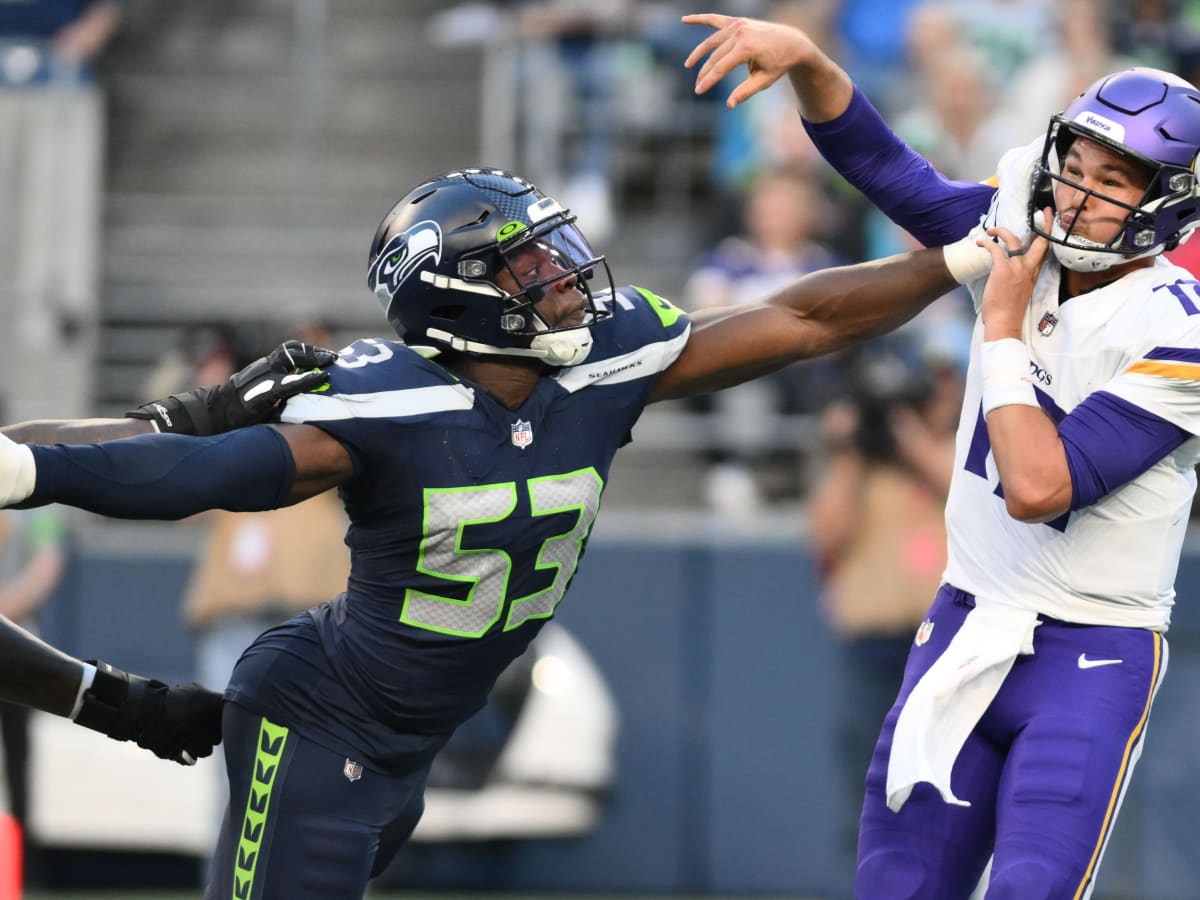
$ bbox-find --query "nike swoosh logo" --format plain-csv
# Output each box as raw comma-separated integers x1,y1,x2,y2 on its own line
1078,654,1123,669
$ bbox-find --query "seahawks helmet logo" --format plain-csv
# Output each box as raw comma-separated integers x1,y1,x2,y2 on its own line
369,220,443,301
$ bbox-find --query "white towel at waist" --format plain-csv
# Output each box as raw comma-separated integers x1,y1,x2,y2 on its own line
886,603,1039,813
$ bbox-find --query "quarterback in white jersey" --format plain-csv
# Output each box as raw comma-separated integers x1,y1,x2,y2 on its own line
685,12,1200,900
950,191,1200,631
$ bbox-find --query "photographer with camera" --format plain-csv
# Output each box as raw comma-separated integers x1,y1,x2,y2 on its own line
806,329,964,890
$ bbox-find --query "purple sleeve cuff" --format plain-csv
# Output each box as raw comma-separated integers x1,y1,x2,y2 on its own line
802,85,997,246
1059,391,1191,510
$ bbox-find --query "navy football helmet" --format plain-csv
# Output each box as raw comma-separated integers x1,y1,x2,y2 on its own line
367,168,615,366
1030,67,1200,272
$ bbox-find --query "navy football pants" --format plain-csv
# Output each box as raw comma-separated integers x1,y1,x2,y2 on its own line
205,702,431,900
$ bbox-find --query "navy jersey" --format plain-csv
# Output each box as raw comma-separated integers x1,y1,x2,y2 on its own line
226,286,689,769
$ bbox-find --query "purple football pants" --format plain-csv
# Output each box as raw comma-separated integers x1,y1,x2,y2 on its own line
856,584,1167,900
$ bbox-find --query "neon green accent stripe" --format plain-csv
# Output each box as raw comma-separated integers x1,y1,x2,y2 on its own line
631,285,682,328
232,718,288,900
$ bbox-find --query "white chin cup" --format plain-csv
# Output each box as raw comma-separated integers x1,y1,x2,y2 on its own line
530,327,593,366
1049,217,1162,272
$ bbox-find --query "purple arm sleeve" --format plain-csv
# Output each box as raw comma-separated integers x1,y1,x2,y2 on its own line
802,86,997,246
1058,391,1191,510
27,426,296,519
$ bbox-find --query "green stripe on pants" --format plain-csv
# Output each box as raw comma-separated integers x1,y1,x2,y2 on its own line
233,717,289,900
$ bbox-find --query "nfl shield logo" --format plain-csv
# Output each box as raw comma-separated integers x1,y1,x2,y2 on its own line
1037,311,1058,336
511,419,533,449
914,619,935,647
343,759,363,782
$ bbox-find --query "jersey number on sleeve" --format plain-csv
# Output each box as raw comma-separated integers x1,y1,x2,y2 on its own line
400,468,604,637
1156,278,1200,315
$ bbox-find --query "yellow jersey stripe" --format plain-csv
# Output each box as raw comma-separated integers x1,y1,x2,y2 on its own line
1126,360,1200,379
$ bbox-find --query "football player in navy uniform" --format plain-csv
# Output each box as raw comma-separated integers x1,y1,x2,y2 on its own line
0,167,985,898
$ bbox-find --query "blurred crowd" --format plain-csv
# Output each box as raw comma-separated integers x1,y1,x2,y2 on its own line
7,0,1200,516
3,0,1200,892
430,0,1200,515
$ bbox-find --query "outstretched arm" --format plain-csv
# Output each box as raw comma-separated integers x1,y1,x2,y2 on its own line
682,13,995,245
0,615,222,765
0,422,352,519
0,614,85,715
1,340,336,446
651,246,964,401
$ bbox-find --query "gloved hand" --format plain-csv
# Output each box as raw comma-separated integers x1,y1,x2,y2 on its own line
127,340,338,436
73,660,223,765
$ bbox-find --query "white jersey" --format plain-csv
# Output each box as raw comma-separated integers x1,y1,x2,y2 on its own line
949,257,1200,630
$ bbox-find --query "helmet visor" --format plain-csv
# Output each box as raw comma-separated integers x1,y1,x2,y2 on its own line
493,220,614,334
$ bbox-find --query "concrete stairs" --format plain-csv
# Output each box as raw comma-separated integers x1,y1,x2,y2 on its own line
96,0,483,413
92,1,740,510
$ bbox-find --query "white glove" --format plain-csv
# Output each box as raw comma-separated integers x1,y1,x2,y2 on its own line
0,433,36,506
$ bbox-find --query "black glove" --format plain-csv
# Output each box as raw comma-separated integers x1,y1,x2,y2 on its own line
73,660,224,765
126,340,338,436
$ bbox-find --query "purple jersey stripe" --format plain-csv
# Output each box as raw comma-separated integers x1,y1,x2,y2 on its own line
802,86,996,246
1059,391,1190,510
1144,346,1200,363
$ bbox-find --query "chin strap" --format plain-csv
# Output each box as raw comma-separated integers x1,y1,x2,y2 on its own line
425,326,593,367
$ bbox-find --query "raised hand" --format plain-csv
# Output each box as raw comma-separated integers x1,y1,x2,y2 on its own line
682,13,823,108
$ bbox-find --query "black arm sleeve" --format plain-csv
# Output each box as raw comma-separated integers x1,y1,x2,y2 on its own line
28,426,296,519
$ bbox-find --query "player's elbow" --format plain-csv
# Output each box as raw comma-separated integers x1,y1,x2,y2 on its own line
1001,479,1070,524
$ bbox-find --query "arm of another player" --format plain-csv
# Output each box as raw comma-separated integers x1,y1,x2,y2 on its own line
1,340,337,445
650,245,975,402
682,12,995,246
0,420,352,518
682,12,852,117
0,615,222,765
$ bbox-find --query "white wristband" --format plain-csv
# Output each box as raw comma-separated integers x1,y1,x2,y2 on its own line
981,338,1039,415
69,662,98,720
0,434,36,505
942,232,994,284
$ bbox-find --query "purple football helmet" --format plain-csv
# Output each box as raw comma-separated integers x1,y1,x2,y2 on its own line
1030,67,1200,271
